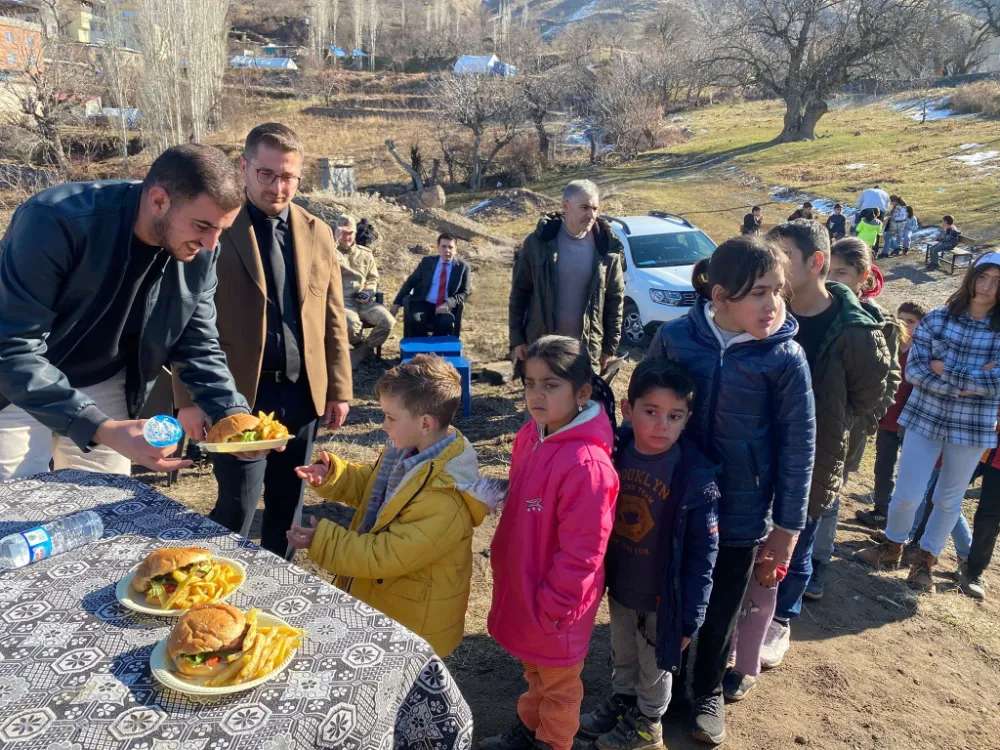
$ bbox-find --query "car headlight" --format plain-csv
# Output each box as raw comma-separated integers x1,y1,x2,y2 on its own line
650,289,684,306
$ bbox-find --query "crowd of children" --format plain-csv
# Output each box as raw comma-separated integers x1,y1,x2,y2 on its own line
281,210,1000,750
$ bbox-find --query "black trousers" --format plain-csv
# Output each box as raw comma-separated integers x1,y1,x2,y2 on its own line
407,300,456,338
969,463,1000,579
873,429,903,515
210,376,317,560
688,544,758,699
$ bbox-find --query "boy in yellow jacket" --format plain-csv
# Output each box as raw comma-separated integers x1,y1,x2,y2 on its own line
287,354,501,656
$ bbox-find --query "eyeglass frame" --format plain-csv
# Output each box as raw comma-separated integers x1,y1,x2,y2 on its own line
246,159,302,188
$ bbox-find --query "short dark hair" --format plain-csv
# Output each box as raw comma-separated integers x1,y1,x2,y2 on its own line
768,220,831,276
802,201,813,209
752,205,761,212
898,300,929,319
834,203,843,209
627,358,696,407
437,233,457,246
376,354,462,427
244,122,305,159
143,144,244,212
944,215,955,225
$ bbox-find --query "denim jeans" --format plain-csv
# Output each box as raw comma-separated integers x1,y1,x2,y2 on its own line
928,242,947,265
908,467,973,559
886,431,985,558
900,228,912,249
813,495,839,565
775,517,821,620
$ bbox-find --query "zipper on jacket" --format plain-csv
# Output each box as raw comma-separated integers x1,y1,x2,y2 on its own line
747,444,760,489
706,349,725,448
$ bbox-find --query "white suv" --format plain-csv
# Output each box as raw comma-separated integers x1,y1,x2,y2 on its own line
605,212,717,347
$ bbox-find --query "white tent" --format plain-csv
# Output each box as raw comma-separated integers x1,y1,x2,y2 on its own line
454,54,499,76
230,56,299,70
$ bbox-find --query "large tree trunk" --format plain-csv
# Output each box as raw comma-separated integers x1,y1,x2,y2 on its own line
777,97,829,142
534,118,550,158
469,130,483,190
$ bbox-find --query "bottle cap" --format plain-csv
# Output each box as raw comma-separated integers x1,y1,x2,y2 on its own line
143,415,184,448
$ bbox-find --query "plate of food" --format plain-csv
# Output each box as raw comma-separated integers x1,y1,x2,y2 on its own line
199,412,292,453
150,604,305,696
117,548,246,616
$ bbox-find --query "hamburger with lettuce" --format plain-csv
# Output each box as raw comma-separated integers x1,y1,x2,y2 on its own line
167,603,248,677
132,547,214,603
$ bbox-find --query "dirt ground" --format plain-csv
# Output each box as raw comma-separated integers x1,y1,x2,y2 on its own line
152,239,1000,750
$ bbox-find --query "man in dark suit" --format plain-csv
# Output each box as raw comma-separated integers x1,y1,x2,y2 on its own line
174,122,353,559
391,234,472,338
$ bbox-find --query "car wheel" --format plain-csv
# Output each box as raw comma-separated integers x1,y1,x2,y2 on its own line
623,301,650,347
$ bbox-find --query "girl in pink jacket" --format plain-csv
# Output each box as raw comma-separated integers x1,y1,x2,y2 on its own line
482,336,619,750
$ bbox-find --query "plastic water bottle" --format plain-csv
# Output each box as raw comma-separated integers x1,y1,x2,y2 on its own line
0,511,104,570
143,415,183,448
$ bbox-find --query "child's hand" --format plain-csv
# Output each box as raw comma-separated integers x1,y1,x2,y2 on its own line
287,516,319,550
295,452,331,486
761,527,798,568
755,558,779,588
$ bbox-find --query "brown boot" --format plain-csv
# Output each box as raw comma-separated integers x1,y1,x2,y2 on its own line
855,540,904,569
901,542,922,568
907,550,937,593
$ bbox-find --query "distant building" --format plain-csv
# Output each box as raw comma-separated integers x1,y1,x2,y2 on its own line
976,35,1000,74
230,55,299,71
0,16,42,73
261,43,306,59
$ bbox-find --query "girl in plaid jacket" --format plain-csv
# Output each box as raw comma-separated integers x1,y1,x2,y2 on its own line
858,254,1000,591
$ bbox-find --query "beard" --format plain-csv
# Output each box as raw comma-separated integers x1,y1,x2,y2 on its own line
151,211,202,262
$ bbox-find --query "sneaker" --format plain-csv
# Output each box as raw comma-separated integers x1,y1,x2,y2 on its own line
926,263,941,271
855,509,887,529
804,559,826,601
760,619,790,669
722,670,757,702
959,568,986,600
479,720,535,750
690,694,726,745
906,549,937,593
579,694,630,739
595,706,664,750
855,540,904,569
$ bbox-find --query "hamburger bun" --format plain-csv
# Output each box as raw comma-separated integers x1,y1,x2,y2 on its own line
132,547,212,593
167,603,247,677
206,413,260,444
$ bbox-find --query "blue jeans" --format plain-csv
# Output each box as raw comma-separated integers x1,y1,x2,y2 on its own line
775,517,821,621
909,467,973,559
886,431,984,558
813,496,839,565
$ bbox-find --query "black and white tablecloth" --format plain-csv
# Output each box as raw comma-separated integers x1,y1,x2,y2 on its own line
0,470,473,750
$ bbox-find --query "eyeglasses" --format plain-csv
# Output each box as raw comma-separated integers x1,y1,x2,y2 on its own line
247,160,301,187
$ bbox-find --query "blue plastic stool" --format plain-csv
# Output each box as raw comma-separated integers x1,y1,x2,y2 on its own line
400,336,463,361
445,356,472,419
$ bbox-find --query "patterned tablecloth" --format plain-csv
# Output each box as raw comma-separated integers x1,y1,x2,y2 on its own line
0,470,473,750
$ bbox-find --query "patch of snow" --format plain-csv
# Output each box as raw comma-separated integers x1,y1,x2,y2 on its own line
843,163,874,170
567,0,600,23
891,98,970,122
937,188,947,193
698,128,709,133
465,199,492,216
959,143,981,150
950,150,999,166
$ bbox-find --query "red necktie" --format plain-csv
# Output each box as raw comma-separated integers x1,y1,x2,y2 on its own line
435,262,448,306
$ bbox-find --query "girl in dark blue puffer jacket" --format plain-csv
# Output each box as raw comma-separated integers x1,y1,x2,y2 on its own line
644,235,816,744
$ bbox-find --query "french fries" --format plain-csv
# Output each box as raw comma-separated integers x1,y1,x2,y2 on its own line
145,561,244,610
202,614,305,688
255,411,290,441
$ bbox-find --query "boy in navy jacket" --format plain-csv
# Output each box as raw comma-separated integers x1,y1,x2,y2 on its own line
580,359,719,750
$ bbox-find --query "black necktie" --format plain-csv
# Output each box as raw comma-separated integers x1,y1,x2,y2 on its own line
266,216,300,383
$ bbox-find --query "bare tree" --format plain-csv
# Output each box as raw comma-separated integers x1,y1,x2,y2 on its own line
433,74,526,190
0,36,90,172
576,56,660,162
366,0,382,71
95,11,140,168
694,0,934,142
964,0,1000,35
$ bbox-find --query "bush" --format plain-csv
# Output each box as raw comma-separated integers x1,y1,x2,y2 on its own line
949,82,1000,118
493,134,546,187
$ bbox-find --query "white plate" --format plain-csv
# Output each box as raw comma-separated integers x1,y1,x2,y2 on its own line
116,557,247,617
149,612,300,696
199,438,291,453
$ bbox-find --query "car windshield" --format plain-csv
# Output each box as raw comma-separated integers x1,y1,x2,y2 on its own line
629,231,715,268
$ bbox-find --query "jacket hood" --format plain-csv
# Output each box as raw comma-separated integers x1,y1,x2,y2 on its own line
821,281,885,343
536,400,614,454
691,296,798,349
395,430,504,528
533,212,623,257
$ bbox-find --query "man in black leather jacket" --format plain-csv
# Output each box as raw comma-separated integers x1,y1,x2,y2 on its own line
0,144,253,479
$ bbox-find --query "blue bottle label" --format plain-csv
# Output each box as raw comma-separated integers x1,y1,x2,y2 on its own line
20,527,53,562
